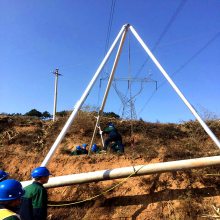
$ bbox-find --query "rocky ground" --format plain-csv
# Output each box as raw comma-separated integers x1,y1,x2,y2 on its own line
0,114,220,219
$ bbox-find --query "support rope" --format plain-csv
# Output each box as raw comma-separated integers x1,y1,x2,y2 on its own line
48,165,145,207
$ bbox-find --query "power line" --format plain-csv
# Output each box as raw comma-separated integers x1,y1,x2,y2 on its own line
104,0,117,54
138,31,220,115
135,0,188,78
152,0,188,51
138,89,157,115
98,0,117,106
170,31,220,79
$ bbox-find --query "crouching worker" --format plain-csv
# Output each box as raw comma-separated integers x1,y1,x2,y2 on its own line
102,123,124,153
0,179,24,220
71,144,88,155
81,144,88,154
91,144,99,153
19,167,51,220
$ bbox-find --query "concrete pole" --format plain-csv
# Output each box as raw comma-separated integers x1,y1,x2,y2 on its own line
53,69,61,122
88,24,130,154
23,155,220,188
129,25,220,149
41,25,128,167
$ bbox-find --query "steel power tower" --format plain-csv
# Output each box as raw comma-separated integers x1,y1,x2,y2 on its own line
100,76,157,120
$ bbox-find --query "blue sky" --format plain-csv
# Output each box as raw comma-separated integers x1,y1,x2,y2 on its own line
0,0,220,123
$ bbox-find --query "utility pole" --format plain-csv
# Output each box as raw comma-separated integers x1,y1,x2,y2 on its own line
53,68,62,122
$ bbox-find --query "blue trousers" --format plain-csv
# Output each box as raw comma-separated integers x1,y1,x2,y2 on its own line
104,131,124,153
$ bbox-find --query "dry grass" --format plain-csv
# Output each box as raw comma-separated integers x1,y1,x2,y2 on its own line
1,113,220,219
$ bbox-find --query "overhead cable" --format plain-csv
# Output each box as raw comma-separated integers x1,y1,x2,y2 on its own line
170,31,220,79
138,31,220,115
98,0,117,106
135,0,188,78
104,0,117,54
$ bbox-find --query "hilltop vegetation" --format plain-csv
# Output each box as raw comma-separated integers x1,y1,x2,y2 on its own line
0,112,220,219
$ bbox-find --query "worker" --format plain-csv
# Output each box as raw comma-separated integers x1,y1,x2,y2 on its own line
19,166,51,220
75,145,83,155
0,179,24,220
71,144,88,155
102,122,124,153
81,143,88,154
0,170,9,182
91,144,99,153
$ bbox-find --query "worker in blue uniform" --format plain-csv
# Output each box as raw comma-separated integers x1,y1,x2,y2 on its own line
102,123,124,153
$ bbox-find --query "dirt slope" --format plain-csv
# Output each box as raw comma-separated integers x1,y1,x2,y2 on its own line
0,114,220,219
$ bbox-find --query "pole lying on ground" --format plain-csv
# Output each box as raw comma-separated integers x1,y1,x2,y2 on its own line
41,25,128,167
129,25,220,149
23,155,220,188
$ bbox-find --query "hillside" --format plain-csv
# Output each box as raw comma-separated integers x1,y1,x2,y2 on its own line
1,113,220,219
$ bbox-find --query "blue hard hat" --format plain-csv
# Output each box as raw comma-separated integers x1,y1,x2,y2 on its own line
108,122,115,127
31,167,51,178
76,146,81,151
0,170,9,182
82,143,87,149
91,144,98,152
0,179,24,201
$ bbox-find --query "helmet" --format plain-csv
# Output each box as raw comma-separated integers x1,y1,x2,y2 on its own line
76,146,82,151
108,122,115,127
31,167,51,178
0,170,9,181
82,144,87,149
0,179,24,201
91,144,98,152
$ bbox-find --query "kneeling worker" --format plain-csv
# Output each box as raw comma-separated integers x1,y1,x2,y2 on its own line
19,167,51,220
0,179,24,220
102,123,124,153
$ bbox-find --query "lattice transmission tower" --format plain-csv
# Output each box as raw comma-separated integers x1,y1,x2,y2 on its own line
100,76,157,120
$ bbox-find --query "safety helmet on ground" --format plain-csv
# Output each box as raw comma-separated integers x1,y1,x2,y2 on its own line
91,144,98,152
0,179,24,201
0,170,9,182
82,143,87,149
31,167,51,178
76,146,82,151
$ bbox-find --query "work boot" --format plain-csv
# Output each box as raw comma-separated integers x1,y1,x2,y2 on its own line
100,149,107,154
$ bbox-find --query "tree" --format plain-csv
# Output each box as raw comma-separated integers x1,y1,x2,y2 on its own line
103,112,120,119
56,110,69,117
25,109,42,117
42,111,51,119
